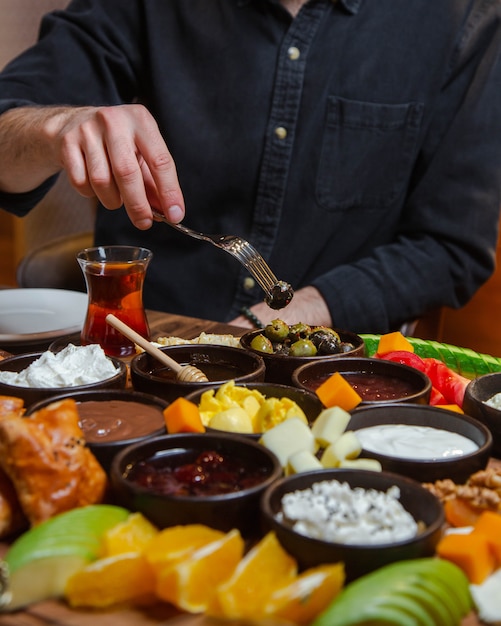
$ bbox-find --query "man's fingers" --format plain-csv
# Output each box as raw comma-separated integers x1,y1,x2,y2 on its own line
135,117,185,219
56,104,184,229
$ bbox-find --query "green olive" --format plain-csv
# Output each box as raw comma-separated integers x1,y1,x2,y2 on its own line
289,338,317,357
288,322,312,343
250,334,274,354
264,319,289,342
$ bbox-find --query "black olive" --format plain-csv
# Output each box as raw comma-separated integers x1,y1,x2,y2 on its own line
310,326,341,342
317,336,343,355
265,281,294,310
339,341,355,353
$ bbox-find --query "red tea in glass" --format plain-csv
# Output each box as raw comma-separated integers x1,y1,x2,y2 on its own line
78,246,152,358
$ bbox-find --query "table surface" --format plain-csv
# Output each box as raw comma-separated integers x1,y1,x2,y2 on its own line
0,311,485,625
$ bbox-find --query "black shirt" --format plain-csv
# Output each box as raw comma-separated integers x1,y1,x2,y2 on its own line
1,0,501,333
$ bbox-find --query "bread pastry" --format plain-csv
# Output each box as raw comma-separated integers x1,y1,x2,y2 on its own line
0,398,107,526
0,468,27,538
0,397,27,537
0,395,24,418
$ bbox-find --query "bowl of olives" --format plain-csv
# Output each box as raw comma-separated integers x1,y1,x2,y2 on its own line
240,320,365,385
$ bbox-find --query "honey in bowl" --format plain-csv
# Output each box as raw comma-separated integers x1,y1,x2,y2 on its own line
150,362,244,382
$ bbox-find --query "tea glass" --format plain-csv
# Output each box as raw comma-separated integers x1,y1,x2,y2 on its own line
77,245,152,358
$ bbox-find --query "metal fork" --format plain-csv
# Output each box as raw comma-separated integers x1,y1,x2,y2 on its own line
151,208,293,309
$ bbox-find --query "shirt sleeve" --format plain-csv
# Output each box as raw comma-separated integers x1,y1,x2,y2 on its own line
0,0,143,215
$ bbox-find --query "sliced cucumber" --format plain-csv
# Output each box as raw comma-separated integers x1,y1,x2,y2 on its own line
361,334,501,379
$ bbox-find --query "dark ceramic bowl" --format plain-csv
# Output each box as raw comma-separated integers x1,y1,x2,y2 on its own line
0,351,127,409
463,373,501,458
110,432,282,536
260,468,444,581
240,328,365,385
185,382,324,438
347,403,492,483
291,357,432,406
27,389,168,473
130,344,265,403
48,332,82,352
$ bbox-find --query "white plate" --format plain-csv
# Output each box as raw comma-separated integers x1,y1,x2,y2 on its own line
0,288,87,347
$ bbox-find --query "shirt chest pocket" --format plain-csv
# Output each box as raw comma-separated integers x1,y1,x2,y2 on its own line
316,96,424,212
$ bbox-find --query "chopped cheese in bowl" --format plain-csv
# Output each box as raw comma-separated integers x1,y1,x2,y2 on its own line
185,380,324,437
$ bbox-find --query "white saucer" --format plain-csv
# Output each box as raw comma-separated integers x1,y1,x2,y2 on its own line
0,288,87,348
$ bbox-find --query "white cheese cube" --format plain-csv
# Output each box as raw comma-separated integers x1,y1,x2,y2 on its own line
311,406,351,447
339,458,383,472
286,449,323,475
321,431,362,468
259,417,315,467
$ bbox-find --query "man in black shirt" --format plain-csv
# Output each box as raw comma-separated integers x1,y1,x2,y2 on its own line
0,0,500,333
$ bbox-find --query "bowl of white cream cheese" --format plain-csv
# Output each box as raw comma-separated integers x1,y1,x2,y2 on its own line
0,343,127,408
347,403,492,483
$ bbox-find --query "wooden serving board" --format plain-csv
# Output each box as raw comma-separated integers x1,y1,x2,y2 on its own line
0,313,493,625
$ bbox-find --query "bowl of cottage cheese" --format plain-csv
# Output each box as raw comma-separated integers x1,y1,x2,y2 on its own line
0,343,127,408
260,468,444,581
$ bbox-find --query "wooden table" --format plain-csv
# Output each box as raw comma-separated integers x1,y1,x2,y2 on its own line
0,312,486,625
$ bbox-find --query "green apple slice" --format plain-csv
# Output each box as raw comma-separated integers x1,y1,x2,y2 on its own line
402,579,460,626
312,558,472,626
0,504,129,611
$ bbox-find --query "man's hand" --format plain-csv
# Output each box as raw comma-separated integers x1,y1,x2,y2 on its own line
0,104,185,229
230,286,332,329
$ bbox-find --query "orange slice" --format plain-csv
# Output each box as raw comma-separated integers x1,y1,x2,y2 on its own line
264,563,345,624
65,552,156,608
155,528,244,613
103,512,159,556
209,531,298,619
143,524,226,574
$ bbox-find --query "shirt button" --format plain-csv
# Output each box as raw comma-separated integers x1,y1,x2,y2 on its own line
275,126,287,140
243,277,256,290
288,46,300,61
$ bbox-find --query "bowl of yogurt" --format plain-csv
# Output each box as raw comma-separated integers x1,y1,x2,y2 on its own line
0,344,127,408
347,403,492,483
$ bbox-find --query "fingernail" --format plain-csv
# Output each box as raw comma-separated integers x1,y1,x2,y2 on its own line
166,205,184,223
136,218,153,230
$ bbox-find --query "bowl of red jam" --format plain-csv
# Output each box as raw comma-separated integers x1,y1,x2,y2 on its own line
130,344,266,403
291,357,432,406
110,432,282,536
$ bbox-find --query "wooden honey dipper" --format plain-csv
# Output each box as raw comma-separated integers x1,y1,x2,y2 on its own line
105,314,209,383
